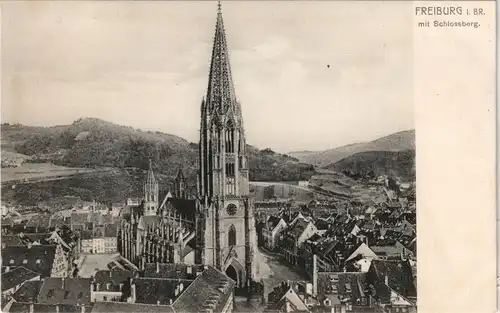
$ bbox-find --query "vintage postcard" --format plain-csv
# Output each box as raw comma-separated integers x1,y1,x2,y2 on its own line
0,1,495,313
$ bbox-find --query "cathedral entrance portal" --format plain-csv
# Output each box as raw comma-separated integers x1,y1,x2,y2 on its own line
225,264,238,285
224,257,245,288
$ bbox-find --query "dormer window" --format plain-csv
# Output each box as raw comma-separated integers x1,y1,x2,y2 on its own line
23,259,28,264
36,259,41,264
9,259,14,264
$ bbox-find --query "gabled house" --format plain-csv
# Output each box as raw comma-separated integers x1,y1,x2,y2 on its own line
282,219,318,266
1,267,41,299
345,243,378,272
37,277,91,308
267,282,310,313
262,216,288,251
365,260,417,313
2,244,68,278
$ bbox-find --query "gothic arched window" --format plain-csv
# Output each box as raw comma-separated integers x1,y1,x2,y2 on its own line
225,121,234,153
228,225,236,247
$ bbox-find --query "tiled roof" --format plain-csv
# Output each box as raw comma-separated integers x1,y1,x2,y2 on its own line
37,278,91,305
93,270,135,292
369,259,416,300
266,216,283,230
134,278,192,305
290,219,310,238
173,266,235,313
143,263,204,280
79,230,93,240
370,245,402,257
1,234,51,247
167,199,197,222
12,280,44,303
2,245,57,278
1,266,40,292
103,223,119,238
91,302,174,313
337,272,368,305
9,302,89,313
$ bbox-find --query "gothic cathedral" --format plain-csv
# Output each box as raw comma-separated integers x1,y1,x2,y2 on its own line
197,3,257,288
118,3,257,290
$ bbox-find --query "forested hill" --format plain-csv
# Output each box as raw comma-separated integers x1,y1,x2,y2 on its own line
324,150,416,181
1,118,316,184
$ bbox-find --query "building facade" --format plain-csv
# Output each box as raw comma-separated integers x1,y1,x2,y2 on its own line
118,3,257,289
197,4,257,288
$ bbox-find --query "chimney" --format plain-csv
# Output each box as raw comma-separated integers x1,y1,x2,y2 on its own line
157,300,160,305
81,305,85,313
187,265,192,275
29,304,34,313
5,266,10,272
312,254,318,297
384,275,389,285
62,277,65,289
156,262,160,274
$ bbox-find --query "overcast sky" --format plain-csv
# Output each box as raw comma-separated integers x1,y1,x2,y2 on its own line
1,1,414,153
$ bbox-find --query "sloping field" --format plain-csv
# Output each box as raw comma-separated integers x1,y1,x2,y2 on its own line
1,163,109,183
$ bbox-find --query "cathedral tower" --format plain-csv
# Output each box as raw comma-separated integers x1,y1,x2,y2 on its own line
174,168,187,199
144,160,159,216
198,2,257,288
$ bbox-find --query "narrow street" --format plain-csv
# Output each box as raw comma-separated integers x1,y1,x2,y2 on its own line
233,248,309,313
256,248,309,292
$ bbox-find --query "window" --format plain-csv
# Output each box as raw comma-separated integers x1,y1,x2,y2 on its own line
36,259,41,264
225,124,234,153
22,259,28,264
64,291,70,299
225,163,235,178
9,259,14,264
228,225,236,247
103,296,108,302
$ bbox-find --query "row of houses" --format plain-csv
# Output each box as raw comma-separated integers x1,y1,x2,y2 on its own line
263,257,416,313
1,263,235,313
257,201,417,313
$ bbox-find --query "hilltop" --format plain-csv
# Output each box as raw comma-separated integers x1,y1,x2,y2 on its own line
324,150,416,181
288,130,415,167
1,118,315,205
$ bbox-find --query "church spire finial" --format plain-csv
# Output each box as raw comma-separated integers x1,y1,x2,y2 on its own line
217,1,222,13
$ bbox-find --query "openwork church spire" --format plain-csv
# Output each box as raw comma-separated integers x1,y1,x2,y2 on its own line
205,1,239,115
